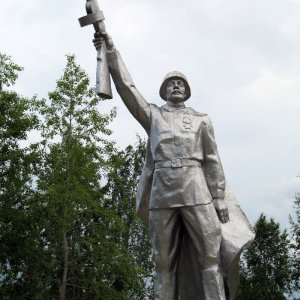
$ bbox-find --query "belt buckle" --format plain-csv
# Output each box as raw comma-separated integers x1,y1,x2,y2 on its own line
171,157,183,168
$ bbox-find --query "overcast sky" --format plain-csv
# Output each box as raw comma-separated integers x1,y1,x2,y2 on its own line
1,0,300,229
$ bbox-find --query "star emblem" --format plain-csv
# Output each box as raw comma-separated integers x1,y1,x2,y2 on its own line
183,116,192,130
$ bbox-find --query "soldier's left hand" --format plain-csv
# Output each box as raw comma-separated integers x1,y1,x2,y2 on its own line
213,198,230,223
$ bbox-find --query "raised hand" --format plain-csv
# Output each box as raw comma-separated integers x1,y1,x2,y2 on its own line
93,32,116,51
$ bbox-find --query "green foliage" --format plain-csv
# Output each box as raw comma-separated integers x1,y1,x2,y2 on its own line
0,55,152,300
0,53,23,90
0,53,153,299
290,191,300,296
102,137,154,298
236,213,291,300
0,54,39,298
31,54,148,299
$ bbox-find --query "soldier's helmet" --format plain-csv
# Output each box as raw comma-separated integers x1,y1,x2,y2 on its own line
159,71,191,101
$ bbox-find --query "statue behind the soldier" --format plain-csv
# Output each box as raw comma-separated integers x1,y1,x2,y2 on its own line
93,33,254,300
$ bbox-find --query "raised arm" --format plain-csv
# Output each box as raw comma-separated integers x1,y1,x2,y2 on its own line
202,115,229,223
93,33,151,133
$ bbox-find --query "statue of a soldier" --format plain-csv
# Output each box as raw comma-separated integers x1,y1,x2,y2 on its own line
93,32,254,300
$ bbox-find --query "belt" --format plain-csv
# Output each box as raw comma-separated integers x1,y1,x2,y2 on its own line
155,158,202,169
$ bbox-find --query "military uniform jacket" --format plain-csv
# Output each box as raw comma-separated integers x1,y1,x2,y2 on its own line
148,104,225,209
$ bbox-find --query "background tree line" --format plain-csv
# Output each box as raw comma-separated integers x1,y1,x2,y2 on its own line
0,53,299,299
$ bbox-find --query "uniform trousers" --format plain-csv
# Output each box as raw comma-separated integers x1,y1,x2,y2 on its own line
149,203,226,300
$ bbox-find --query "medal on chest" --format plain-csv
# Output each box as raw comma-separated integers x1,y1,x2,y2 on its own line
183,115,192,130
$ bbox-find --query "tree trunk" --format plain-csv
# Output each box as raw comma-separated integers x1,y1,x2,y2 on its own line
59,232,69,300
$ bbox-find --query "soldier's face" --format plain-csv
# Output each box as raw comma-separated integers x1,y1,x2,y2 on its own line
165,79,186,103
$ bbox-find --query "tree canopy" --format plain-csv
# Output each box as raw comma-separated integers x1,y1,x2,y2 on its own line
236,213,291,300
0,53,153,299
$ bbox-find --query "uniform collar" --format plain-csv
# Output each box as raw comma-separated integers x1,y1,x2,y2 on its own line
161,103,191,112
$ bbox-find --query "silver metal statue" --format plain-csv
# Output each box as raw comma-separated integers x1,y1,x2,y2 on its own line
80,2,255,298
